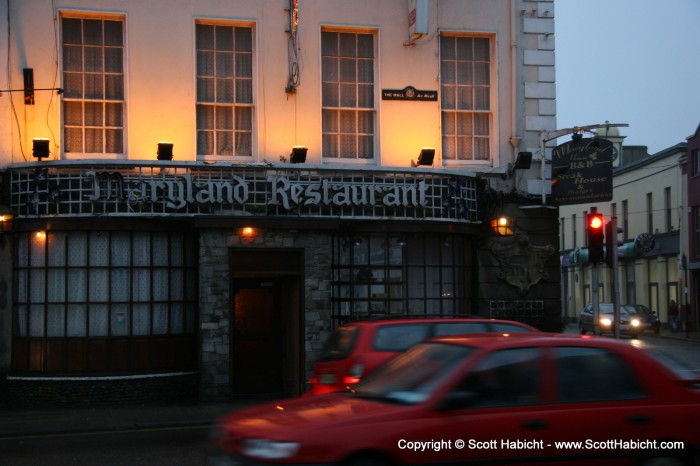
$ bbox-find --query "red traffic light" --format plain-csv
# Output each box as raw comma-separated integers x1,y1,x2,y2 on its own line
588,213,604,230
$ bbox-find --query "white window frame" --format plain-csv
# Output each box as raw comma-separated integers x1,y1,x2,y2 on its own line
321,27,378,165
439,32,497,166
60,12,127,160
195,20,256,162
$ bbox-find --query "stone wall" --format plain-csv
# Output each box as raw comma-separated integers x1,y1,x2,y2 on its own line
198,228,333,400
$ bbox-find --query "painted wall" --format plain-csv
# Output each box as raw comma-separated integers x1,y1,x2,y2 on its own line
0,0,555,177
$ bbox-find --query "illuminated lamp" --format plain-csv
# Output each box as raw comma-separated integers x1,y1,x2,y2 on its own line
490,217,515,236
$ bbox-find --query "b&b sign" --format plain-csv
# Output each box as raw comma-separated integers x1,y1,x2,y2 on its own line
551,138,614,206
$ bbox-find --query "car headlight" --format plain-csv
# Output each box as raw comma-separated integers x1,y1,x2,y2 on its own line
599,317,612,327
242,439,300,459
631,319,640,327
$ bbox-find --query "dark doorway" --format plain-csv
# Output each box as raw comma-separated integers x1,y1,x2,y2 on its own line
231,278,283,395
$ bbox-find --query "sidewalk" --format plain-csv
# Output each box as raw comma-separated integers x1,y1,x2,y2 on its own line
1,328,697,440
0,399,265,439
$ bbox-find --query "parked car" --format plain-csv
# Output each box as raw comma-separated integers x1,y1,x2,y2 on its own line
578,303,654,338
307,317,538,394
210,333,700,466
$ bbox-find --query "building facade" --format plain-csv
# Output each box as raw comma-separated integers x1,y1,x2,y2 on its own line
683,124,700,331
0,0,561,405
559,134,687,328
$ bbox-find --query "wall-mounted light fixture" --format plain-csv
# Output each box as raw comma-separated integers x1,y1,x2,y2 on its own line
0,207,14,234
241,227,255,237
157,142,174,160
290,146,307,164
490,216,515,236
507,151,532,177
32,138,50,159
412,148,435,167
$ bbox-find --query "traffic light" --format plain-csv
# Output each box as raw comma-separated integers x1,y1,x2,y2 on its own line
605,220,623,267
587,213,605,264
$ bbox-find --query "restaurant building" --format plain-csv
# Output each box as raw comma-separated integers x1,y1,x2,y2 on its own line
0,0,560,405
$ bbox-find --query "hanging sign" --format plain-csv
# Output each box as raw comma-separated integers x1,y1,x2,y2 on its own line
551,137,614,206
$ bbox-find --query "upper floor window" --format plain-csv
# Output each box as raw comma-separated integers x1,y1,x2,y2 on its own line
440,35,492,163
321,30,375,160
196,23,254,158
692,149,700,177
62,16,124,156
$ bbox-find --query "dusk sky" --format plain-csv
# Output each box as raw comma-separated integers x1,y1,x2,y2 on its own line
555,0,700,154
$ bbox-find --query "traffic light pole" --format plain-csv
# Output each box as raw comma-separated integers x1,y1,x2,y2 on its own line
592,265,600,335
610,217,621,339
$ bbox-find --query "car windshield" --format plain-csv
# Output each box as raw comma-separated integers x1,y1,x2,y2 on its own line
349,342,474,405
319,326,359,361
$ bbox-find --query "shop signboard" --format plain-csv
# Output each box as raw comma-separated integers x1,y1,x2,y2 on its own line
8,163,478,222
551,137,614,206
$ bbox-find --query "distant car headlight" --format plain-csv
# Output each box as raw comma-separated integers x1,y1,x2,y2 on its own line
242,439,300,459
600,317,612,327
631,318,640,327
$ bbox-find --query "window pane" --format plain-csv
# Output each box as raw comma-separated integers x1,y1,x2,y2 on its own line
67,305,87,336
89,305,108,336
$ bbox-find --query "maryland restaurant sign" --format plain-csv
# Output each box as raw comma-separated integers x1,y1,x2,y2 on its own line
7,162,478,222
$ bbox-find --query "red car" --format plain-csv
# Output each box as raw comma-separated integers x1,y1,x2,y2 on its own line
211,333,700,465
308,317,539,395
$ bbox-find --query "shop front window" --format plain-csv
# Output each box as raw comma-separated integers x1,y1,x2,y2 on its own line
331,233,471,326
12,229,198,374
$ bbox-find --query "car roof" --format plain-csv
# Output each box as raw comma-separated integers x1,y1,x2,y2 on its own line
336,317,538,329
426,332,633,351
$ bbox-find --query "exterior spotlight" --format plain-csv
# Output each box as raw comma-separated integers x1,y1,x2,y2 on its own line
241,227,255,236
0,208,14,233
157,142,174,160
490,217,515,236
32,138,50,159
514,152,532,170
290,146,307,164
412,148,435,167
507,151,533,177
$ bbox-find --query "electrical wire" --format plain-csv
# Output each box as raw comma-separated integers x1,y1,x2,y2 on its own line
6,0,28,161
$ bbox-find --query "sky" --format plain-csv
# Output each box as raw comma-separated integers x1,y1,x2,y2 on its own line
555,0,700,154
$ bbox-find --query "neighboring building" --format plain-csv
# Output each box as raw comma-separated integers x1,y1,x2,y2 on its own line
683,124,700,331
559,131,687,327
0,0,560,405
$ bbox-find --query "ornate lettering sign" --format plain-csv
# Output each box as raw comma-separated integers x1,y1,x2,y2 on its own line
551,137,614,206
8,163,478,222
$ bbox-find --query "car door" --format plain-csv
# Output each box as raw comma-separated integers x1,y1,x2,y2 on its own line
422,347,563,464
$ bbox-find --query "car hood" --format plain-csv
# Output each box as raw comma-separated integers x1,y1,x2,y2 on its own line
217,393,406,438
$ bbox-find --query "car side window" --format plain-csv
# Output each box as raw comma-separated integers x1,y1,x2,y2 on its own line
452,347,541,408
488,323,531,333
433,322,488,336
554,347,647,403
373,324,429,351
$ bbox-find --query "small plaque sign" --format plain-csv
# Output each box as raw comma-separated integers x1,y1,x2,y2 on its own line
382,86,437,101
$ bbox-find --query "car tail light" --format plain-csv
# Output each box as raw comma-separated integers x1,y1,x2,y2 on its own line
343,361,364,386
